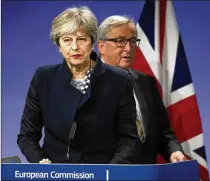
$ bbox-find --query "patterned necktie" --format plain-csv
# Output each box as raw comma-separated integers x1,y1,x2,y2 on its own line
136,120,142,136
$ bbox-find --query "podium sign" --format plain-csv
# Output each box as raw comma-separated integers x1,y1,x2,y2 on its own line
1,160,199,180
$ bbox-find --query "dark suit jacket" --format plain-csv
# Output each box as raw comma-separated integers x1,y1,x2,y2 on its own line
129,69,183,164
17,52,139,164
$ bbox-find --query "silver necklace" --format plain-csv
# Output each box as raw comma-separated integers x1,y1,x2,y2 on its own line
79,68,92,94
70,68,92,94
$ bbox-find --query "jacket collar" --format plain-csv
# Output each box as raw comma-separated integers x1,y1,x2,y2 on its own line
61,51,105,81
128,68,139,80
90,51,105,76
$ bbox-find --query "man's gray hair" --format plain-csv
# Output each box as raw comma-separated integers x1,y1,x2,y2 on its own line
50,6,98,46
98,15,136,40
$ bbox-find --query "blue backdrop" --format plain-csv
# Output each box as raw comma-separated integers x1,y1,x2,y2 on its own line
2,1,210,172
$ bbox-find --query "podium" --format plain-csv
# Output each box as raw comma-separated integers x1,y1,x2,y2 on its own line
1,160,199,180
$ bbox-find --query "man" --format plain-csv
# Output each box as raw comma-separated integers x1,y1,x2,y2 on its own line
97,15,186,164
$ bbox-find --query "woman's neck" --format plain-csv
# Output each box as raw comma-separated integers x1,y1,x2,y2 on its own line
67,60,91,80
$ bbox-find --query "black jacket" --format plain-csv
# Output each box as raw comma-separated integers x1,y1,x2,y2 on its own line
17,52,139,164
129,69,183,164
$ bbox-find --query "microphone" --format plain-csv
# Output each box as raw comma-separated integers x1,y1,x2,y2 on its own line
66,93,84,163
68,122,77,141
66,62,92,162
66,122,77,161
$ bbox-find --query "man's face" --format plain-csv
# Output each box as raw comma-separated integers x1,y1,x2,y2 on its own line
98,22,138,69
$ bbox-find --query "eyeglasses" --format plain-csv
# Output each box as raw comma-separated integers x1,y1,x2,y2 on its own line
103,37,140,48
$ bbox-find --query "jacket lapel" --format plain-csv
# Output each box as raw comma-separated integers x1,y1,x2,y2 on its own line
78,51,105,109
129,69,149,140
75,52,106,146
49,62,83,128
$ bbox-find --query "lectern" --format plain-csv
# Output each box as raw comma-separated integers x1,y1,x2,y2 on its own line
1,159,199,180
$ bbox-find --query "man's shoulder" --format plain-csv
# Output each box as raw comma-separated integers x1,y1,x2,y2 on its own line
129,68,153,81
129,69,159,92
104,63,129,77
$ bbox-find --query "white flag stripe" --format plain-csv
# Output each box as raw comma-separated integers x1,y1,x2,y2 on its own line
169,83,195,106
154,0,160,68
181,134,204,153
181,134,207,168
162,1,179,106
136,23,162,83
192,153,208,169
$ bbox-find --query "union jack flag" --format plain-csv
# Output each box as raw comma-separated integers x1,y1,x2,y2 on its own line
132,0,209,180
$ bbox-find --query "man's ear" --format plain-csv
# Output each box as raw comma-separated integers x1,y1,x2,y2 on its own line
97,40,106,55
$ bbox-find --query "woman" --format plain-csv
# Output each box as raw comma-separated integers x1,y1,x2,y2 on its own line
17,6,139,164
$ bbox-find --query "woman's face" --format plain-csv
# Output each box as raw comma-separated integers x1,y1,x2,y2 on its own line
58,28,93,66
